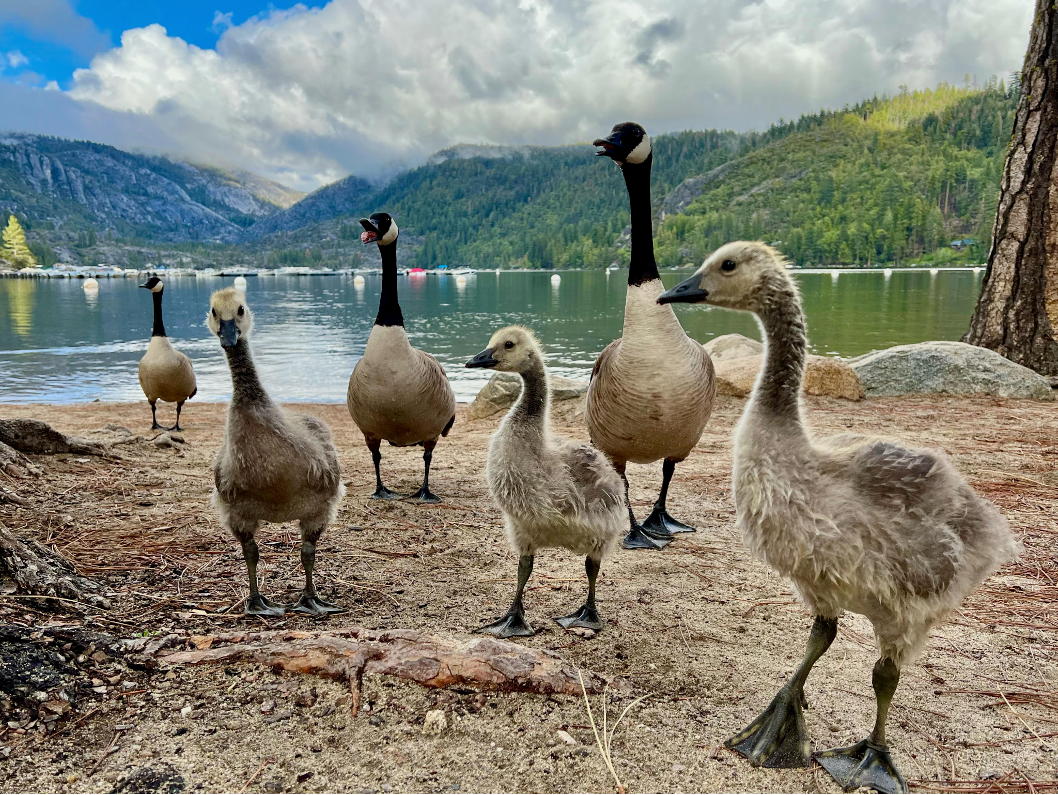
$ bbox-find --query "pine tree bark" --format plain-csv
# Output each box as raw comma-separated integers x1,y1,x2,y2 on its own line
965,0,1058,375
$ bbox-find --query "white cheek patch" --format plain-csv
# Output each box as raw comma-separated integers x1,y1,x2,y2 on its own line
151,282,164,293
380,222,398,245
625,135,651,164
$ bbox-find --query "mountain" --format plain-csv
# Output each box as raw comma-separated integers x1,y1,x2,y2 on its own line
0,133,302,245
239,174,373,240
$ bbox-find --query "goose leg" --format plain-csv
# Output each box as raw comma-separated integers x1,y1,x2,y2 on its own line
727,615,837,767
555,556,603,633
814,658,907,794
367,438,401,500
149,400,163,430
291,519,345,616
642,458,696,536
233,522,284,617
409,440,441,503
168,401,185,432
616,463,670,550
475,554,535,638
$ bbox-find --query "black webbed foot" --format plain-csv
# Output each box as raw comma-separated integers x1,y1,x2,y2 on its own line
168,423,184,432
555,603,602,632
371,486,403,501
814,739,907,794
621,524,671,550
290,594,346,616
245,594,286,617
151,422,165,431
474,610,534,638
726,687,812,768
642,507,696,535
408,486,441,504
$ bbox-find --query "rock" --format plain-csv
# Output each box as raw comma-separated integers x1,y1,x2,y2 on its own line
466,372,589,420
153,433,174,449
714,355,865,400
179,705,192,717
112,762,184,794
850,341,1055,400
556,729,577,746
703,333,762,362
422,709,448,736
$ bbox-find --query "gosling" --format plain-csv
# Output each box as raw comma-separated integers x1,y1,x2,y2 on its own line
466,326,624,638
658,242,1021,794
208,287,346,617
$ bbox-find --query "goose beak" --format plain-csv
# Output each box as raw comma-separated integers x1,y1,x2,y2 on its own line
218,318,240,348
359,218,380,245
593,133,624,160
465,347,499,368
138,282,150,289
658,274,708,304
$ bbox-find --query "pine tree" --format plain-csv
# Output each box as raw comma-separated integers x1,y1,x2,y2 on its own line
2,216,37,270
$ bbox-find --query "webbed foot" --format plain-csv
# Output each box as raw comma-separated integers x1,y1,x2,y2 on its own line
642,507,696,535
245,594,286,617
371,486,403,500
408,486,441,504
814,739,907,794
290,594,346,616
151,422,164,431
726,687,811,768
621,524,671,550
474,610,534,638
168,423,184,432
555,603,602,632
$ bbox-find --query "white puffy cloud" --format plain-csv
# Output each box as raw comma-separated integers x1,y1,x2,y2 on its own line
36,0,1035,188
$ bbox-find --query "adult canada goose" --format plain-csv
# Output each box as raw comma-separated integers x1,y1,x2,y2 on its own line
347,213,456,502
138,276,196,431
658,242,1021,794
209,288,346,617
587,122,716,550
466,326,624,637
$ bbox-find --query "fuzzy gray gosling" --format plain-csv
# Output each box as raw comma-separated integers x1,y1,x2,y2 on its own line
138,276,196,431
466,326,624,638
208,288,346,617
659,242,1020,794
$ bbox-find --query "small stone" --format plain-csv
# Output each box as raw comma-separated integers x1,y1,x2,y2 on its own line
122,681,137,691
180,705,192,717
297,772,314,784
108,675,122,686
565,626,597,639
672,763,687,773
310,744,322,753
66,774,79,784
91,678,105,687
164,670,178,680
263,709,292,725
422,709,448,736
92,686,107,695
153,433,174,448
556,730,577,746
261,699,276,714
171,727,187,737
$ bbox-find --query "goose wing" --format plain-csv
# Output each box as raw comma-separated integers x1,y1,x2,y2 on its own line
559,442,622,514
294,414,342,492
415,348,457,434
590,339,621,384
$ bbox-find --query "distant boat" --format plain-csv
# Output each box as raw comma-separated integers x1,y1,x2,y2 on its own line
450,268,476,275
275,266,312,275
409,267,426,275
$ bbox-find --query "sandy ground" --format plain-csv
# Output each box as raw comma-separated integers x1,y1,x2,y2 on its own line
0,394,1056,794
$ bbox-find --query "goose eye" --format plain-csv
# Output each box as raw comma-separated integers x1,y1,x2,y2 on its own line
721,259,737,272
237,306,245,317
504,341,514,349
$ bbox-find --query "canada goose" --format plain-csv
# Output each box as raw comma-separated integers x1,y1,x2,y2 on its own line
208,288,346,617
658,242,1021,794
587,122,716,550
347,213,456,503
466,326,624,638
138,276,197,431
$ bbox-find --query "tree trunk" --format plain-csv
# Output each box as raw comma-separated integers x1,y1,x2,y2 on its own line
0,523,110,609
964,0,1058,375
0,419,105,456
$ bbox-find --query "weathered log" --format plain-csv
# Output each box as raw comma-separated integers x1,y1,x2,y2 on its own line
0,419,106,457
143,628,616,714
0,523,110,609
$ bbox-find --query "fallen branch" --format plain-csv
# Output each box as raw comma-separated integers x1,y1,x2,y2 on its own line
0,523,110,609
140,627,617,714
0,419,106,457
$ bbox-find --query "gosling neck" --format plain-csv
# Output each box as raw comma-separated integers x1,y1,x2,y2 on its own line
750,274,808,431
375,242,404,327
511,356,549,430
622,154,660,288
151,291,167,338
223,338,270,408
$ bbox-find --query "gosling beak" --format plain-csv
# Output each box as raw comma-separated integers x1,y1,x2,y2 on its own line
658,275,708,304
359,218,380,245
218,318,240,348
593,133,625,160
465,347,499,368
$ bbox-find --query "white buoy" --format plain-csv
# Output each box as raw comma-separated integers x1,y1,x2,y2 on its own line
883,268,892,278
456,275,467,287
830,271,839,284
353,274,366,287
930,268,939,276
234,275,248,291
550,274,561,285
83,278,99,291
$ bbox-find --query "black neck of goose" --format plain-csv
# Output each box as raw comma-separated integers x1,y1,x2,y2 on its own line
754,275,808,427
375,242,404,327
513,358,548,426
623,153,660,287
151,291,167,337
224,338,270,408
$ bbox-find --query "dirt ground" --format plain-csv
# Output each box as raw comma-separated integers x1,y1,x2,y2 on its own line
0,393,1056,794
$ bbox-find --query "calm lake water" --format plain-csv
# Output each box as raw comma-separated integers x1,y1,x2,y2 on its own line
0,269,984,404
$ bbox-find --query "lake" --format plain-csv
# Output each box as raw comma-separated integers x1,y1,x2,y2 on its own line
0,268,984,404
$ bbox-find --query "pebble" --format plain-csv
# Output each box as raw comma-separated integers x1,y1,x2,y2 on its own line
153,433,174,448
263,709,292,725
180,706,192,717
122,681,137,691
261,699,276,714
422,710,448,736
556,730,577,746
672,763,687,773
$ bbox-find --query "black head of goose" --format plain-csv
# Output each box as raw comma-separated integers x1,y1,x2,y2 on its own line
137,276,197,431
359,212,404,327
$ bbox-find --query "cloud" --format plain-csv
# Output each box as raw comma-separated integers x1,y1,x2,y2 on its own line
0,0,111,58
16,0,1036,189
5,51,30,69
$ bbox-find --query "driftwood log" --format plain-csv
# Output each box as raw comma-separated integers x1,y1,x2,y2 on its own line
0,523,110,609
134,628,617,715
0,419,105,457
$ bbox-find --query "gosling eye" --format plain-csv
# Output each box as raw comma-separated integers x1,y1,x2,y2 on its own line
721,259,737,273
237,306,245,317
504,341,514,350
